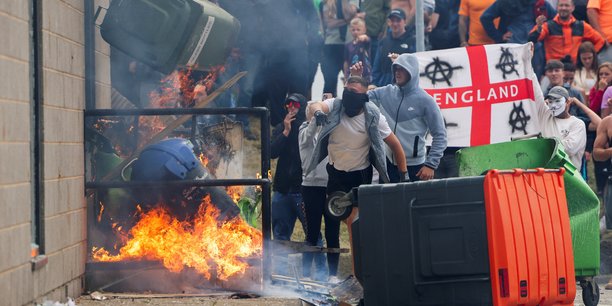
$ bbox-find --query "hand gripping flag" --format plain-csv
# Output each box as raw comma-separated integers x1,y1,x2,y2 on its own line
418,43,540,147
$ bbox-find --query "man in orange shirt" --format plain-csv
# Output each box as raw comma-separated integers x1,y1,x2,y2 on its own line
458,0,497,46
587,0,612,63
529,0,606,63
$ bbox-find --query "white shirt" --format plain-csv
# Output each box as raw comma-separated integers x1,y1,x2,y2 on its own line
533,79,587,171
323,99,392,171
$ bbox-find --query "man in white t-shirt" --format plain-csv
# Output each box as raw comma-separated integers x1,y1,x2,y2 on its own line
306,76,407,189
306,76,406,277
536,85,594,171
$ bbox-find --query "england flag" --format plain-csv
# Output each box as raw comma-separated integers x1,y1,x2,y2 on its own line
418,43,541,147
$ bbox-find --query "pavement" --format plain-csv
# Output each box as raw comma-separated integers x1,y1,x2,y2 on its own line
72,284,612,306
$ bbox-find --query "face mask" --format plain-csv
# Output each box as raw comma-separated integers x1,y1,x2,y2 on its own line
546,96,566,117
342,90,369,117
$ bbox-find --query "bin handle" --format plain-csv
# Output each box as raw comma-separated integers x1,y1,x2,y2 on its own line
511,133,541,141
120,158,137,181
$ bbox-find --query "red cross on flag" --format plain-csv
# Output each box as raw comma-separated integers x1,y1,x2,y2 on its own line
418,43,539,147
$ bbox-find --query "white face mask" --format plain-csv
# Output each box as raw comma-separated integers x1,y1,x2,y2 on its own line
546,96,566,117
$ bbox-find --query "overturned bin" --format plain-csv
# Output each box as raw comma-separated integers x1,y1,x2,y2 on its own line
456,137,600,278
353,169,577,305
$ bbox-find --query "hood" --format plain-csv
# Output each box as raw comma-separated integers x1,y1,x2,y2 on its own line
392,53,420,91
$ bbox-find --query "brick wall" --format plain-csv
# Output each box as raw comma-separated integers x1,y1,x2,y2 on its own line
0,0,110,304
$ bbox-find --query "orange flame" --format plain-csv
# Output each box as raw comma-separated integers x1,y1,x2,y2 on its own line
225,186,244,204
148,67,224,109
133,68,224,148
199,153,209,168
97,202,105,223
92,195,262,280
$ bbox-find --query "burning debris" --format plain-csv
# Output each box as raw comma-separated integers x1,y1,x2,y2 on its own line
90,136,262,282
86,72,263,293
92,195,262,281
149,67,224,109
85,0,274,296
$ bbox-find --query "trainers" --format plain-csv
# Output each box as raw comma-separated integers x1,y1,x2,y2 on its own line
328,276,341,284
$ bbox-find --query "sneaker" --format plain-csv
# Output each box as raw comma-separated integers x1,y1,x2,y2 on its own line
328,275,341,284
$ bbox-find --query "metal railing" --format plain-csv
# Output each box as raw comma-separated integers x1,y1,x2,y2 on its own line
84,107,271,292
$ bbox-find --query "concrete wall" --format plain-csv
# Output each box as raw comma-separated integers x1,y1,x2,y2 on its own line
0,1,110,305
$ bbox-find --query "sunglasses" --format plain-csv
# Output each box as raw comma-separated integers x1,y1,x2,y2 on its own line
285,101,301,109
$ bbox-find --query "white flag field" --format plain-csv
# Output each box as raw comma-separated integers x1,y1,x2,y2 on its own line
418,43,541,147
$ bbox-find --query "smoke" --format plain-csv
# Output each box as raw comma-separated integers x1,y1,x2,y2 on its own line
87,0,328,295
217,0,322,125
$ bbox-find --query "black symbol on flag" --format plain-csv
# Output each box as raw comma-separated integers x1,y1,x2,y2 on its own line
420,57,463,86
444,117,458,128
495,47,519,80
509,101,530,134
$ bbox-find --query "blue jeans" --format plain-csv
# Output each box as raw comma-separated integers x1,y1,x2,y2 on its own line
272,191,324,276
272,192,305,241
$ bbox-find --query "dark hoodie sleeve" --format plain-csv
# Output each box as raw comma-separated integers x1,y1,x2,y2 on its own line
423,98,447,169
371,43,384,87
270,123,288,159
480,2,504,43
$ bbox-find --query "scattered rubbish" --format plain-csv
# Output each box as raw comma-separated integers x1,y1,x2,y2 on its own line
89,291,107,301
229,292,260,299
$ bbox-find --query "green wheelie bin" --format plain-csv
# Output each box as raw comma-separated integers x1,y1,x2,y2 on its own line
456,137,600,304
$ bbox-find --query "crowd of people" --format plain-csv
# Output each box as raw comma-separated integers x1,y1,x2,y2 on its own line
209,0,612,283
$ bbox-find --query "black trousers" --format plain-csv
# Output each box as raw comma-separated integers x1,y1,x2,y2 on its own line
382,158,422,183
326,164,372,278
327,163,373,194
302,185,341,277
594,159,609,194
434,152,459,179
321,44,345,97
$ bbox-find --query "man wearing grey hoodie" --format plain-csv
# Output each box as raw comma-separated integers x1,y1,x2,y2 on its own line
352,53,447,182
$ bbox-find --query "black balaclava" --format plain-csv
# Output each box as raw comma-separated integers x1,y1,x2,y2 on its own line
342,90,369,117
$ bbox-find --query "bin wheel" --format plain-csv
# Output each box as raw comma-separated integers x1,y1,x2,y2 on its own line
325,191,353,221
581,278,600,306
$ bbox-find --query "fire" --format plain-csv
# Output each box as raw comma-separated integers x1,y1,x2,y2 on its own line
254,171,272,193
92,195,262,280
97,201,105,223
226,186,244,204
133,67,224,148
149,66,224,109
199,153,209,168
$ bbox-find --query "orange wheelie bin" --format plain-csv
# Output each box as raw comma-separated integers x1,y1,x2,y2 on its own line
484,168,576,306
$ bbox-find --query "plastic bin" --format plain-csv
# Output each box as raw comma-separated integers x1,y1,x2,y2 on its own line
356,177,492,305
456,138,600,277
484,169,576,306
101,0,240,73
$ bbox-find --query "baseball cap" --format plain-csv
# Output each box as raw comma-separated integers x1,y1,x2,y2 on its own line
388,9,406,20
423,0,435,11
544,59,564,71
546,86,569,100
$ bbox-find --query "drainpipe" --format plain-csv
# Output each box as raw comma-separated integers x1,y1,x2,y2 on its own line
85,0,96,110
30,0,47,268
